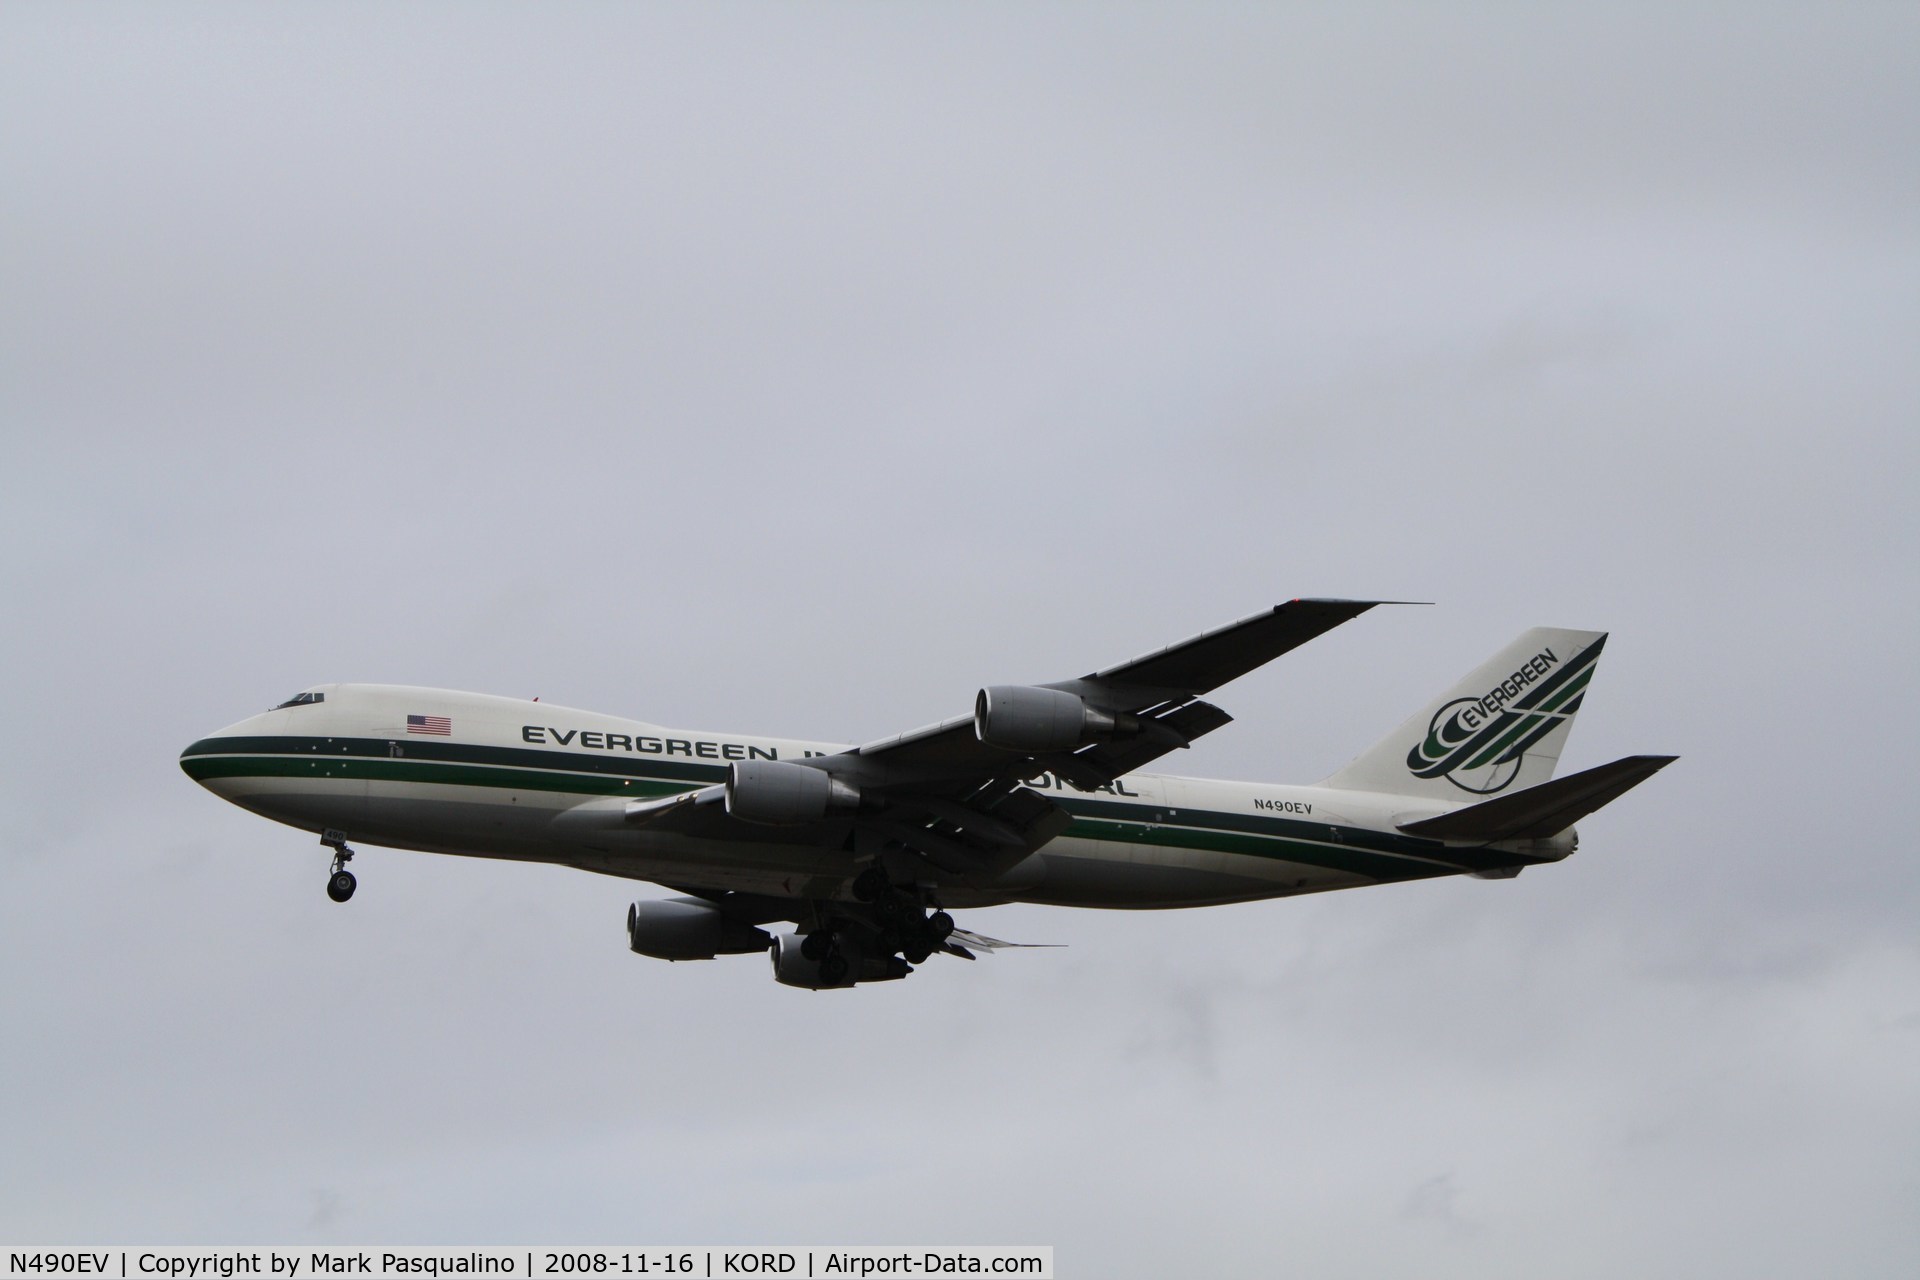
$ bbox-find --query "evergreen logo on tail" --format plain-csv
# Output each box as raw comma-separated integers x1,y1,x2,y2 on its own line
1406,637,1605,793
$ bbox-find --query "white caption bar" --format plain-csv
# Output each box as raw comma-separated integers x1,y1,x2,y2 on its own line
2,1249,1053,1280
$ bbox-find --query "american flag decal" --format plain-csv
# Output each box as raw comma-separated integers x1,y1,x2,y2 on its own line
407,714,452,736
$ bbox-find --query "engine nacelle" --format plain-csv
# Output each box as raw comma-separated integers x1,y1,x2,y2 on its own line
974,685,1123,753
769,933,912,990
724,759,861,825
628,898,770,961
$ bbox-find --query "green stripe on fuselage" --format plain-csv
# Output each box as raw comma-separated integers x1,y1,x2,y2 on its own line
182,735,1508,880
181,754,696,798
182,735,727,785
1063,816,1455,882
1061,795,1520,875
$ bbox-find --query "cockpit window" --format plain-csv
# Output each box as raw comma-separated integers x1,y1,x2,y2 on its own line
273,691,326,709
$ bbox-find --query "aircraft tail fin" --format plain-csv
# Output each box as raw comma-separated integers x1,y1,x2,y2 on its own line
1396,755,1677,842
1320,627,1608,800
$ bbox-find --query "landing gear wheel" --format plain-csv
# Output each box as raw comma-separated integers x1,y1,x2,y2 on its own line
904,945,932,966
819,954,849,984
926,910,954,941
322,830,357,902
851,867,889,902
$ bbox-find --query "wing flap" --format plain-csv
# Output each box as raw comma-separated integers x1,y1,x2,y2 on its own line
1046,699,1233,789
941,927,1062,959
876,783,1072,882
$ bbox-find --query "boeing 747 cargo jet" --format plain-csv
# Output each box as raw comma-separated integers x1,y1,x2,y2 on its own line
181,601,1673,989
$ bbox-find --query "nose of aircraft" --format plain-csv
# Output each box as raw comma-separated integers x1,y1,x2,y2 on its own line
181,725,233,791
180,711,270,794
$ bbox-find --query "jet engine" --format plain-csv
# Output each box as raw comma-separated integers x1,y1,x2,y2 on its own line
723,759,861,825
973,685,1128,753
770,933,912,989
627,898,771,961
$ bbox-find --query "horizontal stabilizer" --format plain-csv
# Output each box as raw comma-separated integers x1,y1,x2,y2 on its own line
1398,754,1677,842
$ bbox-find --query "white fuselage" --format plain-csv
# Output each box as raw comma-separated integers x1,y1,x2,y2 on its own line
182,684,1558,910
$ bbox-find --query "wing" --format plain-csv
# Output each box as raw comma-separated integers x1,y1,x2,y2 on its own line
623,599,1386,886
941,927,1063,960
837,597,1387,791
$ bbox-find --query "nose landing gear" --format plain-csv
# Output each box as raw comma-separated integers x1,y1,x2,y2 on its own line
322,829,357,903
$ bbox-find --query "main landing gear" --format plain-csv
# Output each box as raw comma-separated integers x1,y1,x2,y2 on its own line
322,829,357,903
846,865,958,968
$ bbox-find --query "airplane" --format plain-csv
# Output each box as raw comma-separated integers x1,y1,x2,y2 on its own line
180,600,1675,989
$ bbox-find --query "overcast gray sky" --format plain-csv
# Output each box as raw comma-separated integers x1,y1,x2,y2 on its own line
3,3,1917,1275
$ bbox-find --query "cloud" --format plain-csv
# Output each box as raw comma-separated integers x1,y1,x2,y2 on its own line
2,4,1916,1276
